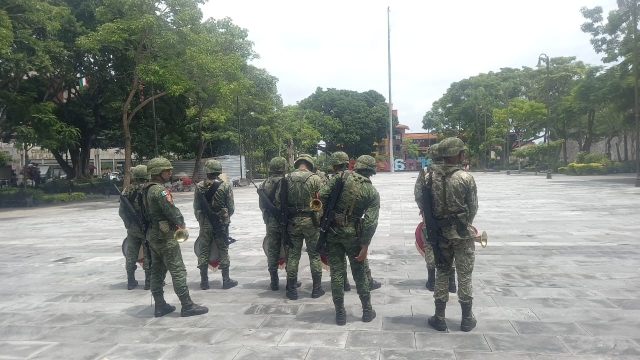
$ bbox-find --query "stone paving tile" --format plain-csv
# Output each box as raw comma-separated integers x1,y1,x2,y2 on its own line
485,334,569,354
213,328,286,346
306,347,380,360
33,325,112,343
454,352,537,360
92,327,168,344
0,341,56,359
96,343,177,360
534,355,617,360
0,312,56,326
40,313,106,326
232,346,309,360
278,329,349,347
510,320,590,336
414,333,490,351
161,345,242,360
0,325,55,341
151,328,225,345
530,308,606,322
380,348,456,359
199,314,267,329
260,315,323,330
34,342,116,360
558,336,640,356
144,312,214,328
577,322,640,337
346,330,416,349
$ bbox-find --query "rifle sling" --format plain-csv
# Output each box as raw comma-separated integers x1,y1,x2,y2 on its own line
204,180,223,204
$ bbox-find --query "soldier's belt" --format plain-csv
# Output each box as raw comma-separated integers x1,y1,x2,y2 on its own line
435,215,463,228
288,208,314,217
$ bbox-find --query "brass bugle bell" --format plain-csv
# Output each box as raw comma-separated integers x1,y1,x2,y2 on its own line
310,198,323,211
174,228,189,243
474,231,488,248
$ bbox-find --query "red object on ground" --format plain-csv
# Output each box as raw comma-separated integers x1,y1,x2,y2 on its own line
181,178,192,186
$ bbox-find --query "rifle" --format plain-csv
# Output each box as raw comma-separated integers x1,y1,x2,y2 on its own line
195,185,237,246
252,179,293,249
421,169,451,269
115,184,152,267
316,175,346,253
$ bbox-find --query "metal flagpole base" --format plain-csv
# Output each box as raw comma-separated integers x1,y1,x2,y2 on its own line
546,171,552,179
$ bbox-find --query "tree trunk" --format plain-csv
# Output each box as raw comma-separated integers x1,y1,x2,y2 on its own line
70,148,80,177
50,150,76,179
582,109,595,153
123,110,133,187
616,140,622,162
79,137,93,178
624,131,629,162
563,118,568,165
248,134,253,181
192,105,205,181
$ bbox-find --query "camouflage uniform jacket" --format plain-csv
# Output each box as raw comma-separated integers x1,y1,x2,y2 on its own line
118,182,144,234
258,175,284,226
414,164,478,240
275,168,323,214
319,171,380,246
193,178,235,229
142,181,185,231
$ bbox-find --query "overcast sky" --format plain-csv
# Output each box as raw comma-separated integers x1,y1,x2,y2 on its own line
201,0,618,133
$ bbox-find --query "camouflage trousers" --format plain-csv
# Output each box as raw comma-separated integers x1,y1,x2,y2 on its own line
434,237,474,304
197,226,230,270
125,230,150,273
286,216,322,279
147,228,189,298
327,233,369,303
266,224,283,272
421,223,455,270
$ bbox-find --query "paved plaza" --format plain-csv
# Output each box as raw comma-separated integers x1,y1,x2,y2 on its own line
1,172,640,359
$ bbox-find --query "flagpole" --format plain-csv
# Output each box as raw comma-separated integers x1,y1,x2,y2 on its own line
387,6,394,173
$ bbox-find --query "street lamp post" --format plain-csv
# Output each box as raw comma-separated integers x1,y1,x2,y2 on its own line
236,96,243,179
538,53,552,179
634,0,640,187
387,6,394,173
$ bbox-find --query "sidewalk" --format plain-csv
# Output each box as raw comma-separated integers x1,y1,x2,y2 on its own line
0,172,639,359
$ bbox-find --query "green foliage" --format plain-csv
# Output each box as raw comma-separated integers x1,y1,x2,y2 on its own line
42,192,85,203
403,138,419,158
559,163,606,175
575,151,609,165
40,178,122,194
513,140,563,169
0,188,44,204
0,151,12,167
298,88,390,157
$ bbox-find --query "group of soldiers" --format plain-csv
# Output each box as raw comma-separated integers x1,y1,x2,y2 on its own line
118,136,478,331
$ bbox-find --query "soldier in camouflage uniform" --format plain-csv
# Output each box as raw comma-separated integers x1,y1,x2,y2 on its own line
142,157,208,318
329,152,381,293
320,155,380,325
194,159,237,290
119,165,151,290
259,157,287,291
275,154,325,300
414,138,478,332
418,143,457,293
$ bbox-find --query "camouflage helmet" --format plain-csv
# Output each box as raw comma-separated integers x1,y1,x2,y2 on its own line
294,154,315,170
437,137,467,157
428,143,440,158
204,159,222,174
147,157,173,176
354,155,377,174
132,165,150,180
269,157,287,173
330,151,349,166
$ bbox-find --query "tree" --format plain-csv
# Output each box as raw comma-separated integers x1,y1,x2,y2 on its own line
78,0,205,186
403,138,419,158
298,88,391,157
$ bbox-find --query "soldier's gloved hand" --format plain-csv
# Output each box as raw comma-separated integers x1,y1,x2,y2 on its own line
355,245,369,262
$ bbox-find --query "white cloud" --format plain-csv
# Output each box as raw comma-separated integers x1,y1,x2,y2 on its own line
201,0,618,133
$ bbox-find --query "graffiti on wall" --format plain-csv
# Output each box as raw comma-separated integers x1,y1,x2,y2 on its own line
347,158,432,172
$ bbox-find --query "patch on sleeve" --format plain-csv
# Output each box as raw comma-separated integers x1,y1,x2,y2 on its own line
161,189,172,202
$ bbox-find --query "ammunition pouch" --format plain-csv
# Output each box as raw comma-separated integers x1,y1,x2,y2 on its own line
288,207,313,217
435,213,467,229
334,212,357,227
215,208,230,225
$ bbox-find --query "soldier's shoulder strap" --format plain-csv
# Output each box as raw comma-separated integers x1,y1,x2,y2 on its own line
204,179,223,203
140,183,158,220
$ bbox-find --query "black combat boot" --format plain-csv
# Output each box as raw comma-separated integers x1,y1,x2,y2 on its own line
311,274,325,298
269,270,279,291
360,296,376,322
460,302,477,332
448,269,457,293
367,269,382,290
343,271,351,292
428,300,448,331
425,268,435,291
200,267,209,290
144,270,151,290
286,278,298,300
334,300,347,326
126,270,138,290
152,292,176,318
178,294,209,317
221,267,238,289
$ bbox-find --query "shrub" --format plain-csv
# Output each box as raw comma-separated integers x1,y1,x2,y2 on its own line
564,162,605,175
42,192,85,203
576,151,609,165
0,187,45,204
41,178,122,194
